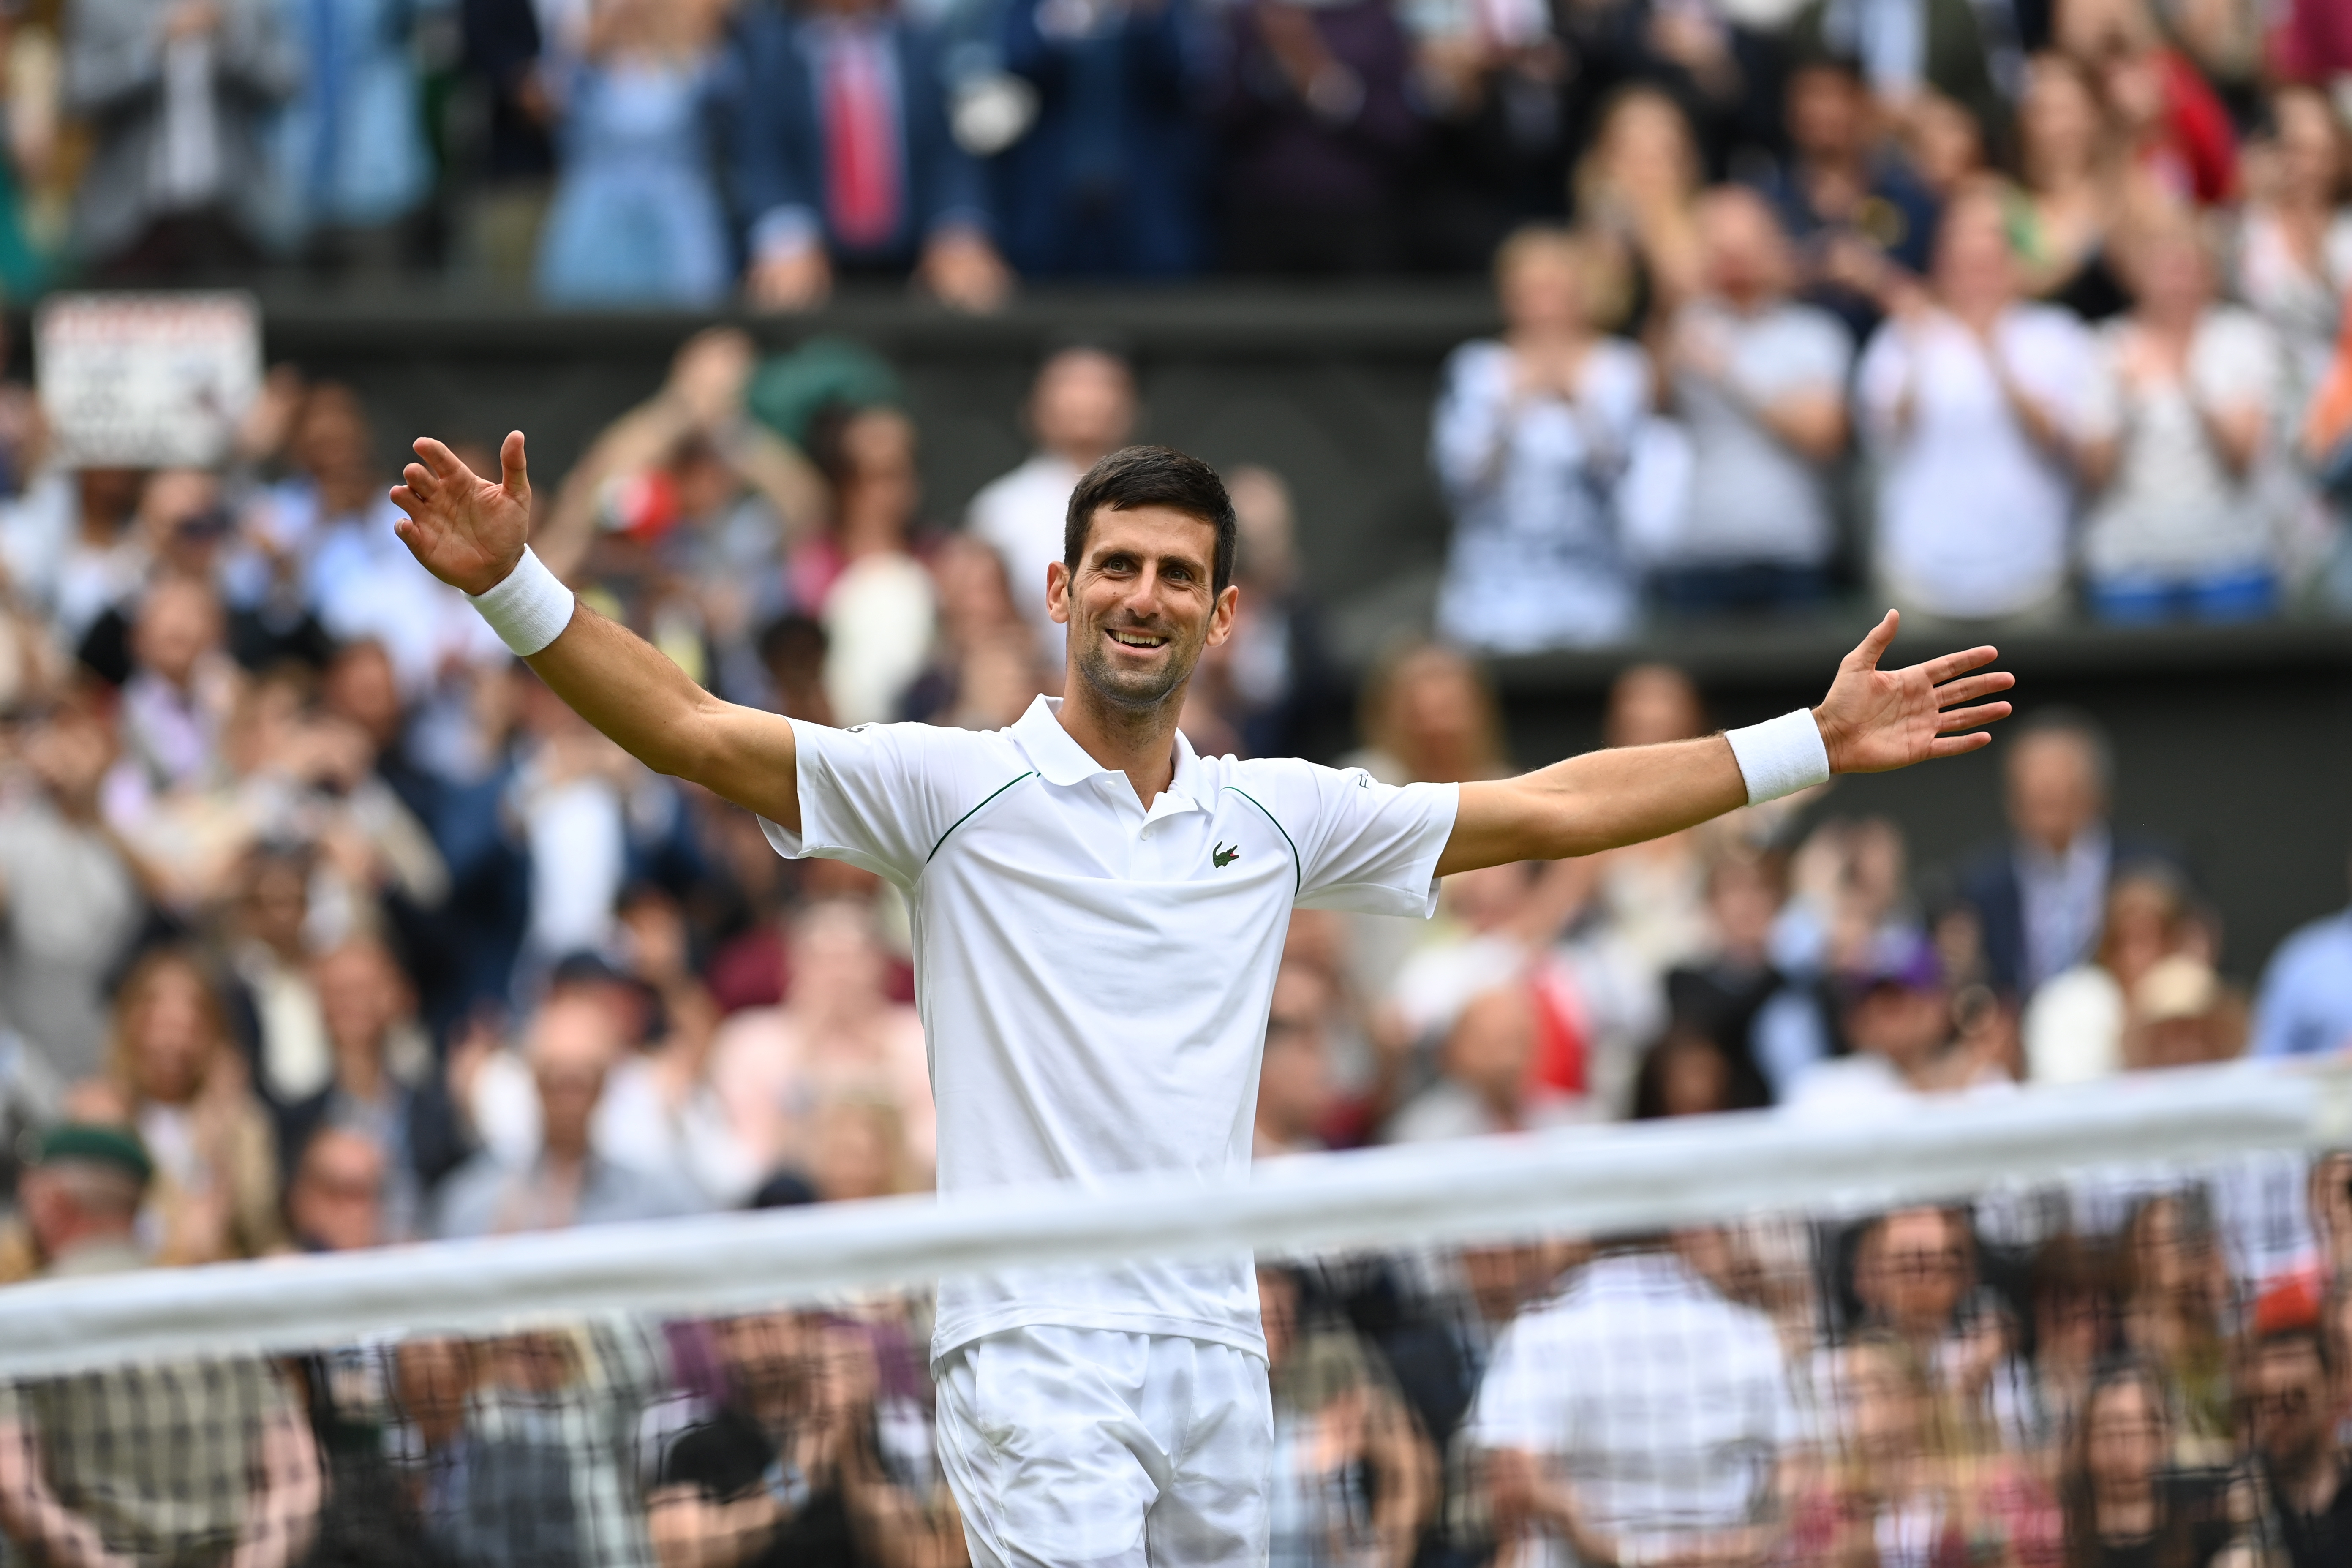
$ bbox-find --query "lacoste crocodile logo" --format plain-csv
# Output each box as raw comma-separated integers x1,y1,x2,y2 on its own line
1213,842,1241,869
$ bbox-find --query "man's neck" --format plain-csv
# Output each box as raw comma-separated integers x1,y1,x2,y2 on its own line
1056,685,1184,807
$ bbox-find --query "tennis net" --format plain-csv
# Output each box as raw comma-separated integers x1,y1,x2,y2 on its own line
1,1058,2345,1568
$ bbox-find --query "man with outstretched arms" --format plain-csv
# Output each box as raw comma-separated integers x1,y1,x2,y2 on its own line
392,432,2013,1568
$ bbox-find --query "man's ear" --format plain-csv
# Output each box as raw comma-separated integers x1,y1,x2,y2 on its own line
1046,561,1071,626
1203,584,1240,648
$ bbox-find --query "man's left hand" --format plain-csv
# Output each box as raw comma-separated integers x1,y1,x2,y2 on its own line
1814,609,2014,775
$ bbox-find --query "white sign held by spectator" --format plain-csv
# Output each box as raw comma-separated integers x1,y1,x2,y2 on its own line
35,292,263,468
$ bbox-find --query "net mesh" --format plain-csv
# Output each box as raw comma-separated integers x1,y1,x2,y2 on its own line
1,1062,2346,1568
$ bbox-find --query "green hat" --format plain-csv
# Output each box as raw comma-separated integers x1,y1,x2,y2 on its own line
746,336,904,448
32,1123,153,1189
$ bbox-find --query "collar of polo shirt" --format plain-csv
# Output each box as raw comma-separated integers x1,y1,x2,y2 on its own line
1009,695,1209,824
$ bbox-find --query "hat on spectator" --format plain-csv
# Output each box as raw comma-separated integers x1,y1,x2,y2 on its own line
748,337,904,446
2132,954,2219,1023
1848,931,1943,994
31,1123,154,1189
2252,1271,2324,1339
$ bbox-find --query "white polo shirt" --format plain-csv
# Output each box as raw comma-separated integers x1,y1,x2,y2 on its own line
761,695,1458,1360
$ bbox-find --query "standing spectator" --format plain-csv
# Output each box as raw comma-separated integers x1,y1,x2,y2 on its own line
2250,855,2352,1059
1432,226,1653,651
62,0,302,278
1960,710,2163,999
965,346,1137,661
460,0,560,285
220,844,332,1109
118,571,237,794
1212,0,1419,274
2234,86,2352,415
2009,52,2130,319
796,404,937,727
2077,201,2284,623
995,0,1206,278
1652,185,1852,613
730,0,1010,313
106,946,289,1264
1472,1234,1796,1568
535,0,734,307
270,0,441,271
0,698,147,1084
1569,85,1704,330
432,992,706,1238
1856,183,2102,622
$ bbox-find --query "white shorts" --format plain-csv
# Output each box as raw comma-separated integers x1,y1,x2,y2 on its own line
933,1326,1274,1568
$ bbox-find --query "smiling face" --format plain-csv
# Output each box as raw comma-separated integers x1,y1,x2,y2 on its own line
1050,504,1237,714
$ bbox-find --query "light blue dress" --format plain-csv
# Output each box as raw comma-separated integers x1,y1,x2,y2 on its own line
267,0,442,237
536,54,733,307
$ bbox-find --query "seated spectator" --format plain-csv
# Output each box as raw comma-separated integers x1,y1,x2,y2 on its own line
1652,186,1851,613
2240,1284,2352,1567
1472,1233,1795,1568
2115,1191,2235,1449
536,0,733,307
62,0,301,280
1960,710,2167,999
432,992,706,1237
1750,55,1941,337
2023,866,2194,1083
1856,182,2102,621
995,0,1208,278
1432,226,1653,651
1255,961,1341,1157
1628,1023,1741,1118
2009,52,2132,319
1381,983,1576,1142
0,696,147,1084
2122,954,2244,1071
2234,85,2352,411
2060,1361,2241,1568
1783,936,1973,1110
283,1122,389,1252
0,1135,321,1567
1569,86,1705,330
1661,851,1790,1108
1846,1206,2034,1447
730,0,1010,313
2079,201,2284,623
2250,854,2352,1059
966,346,1138,661
906,533,1046,730
278,938,463,1244
709,898,934,1190
1211,0,1420,274
106,946,288,1264
1347,640,1509,787
795,404,938,726
1258,1263,1435,1565
220,845,332,1109
649,1310,964,1565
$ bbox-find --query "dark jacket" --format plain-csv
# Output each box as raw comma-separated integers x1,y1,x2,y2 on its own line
1957,829,2174,996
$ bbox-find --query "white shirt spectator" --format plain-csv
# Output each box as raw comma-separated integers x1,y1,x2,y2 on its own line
1432,337,1652,651
1663,299,1852,568
2234,205,2352,403
2079,307,2282,585
1471,1249,1797,1568
967,452,1081,659
1856,306,2100,618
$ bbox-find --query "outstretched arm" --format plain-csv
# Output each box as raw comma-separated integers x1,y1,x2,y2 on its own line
1435,611,2012,877
389,434,803,832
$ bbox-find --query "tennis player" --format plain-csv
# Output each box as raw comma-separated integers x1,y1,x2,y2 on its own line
392,433,2012,1568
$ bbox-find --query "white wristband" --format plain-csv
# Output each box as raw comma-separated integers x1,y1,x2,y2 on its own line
466,547,575,657
1724,708,1831,805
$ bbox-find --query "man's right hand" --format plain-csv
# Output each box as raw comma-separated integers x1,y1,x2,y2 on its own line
391,433,534,596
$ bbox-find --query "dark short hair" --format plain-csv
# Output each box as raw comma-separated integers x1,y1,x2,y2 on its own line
1063,446,1237,595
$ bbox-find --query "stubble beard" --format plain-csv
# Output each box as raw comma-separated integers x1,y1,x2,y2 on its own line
1069,614,1201,715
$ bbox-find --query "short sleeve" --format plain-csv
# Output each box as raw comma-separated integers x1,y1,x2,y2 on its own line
760,720,985,889
1282,763,1458,917
1466,1314,1566,1456
1743,309,1851,397
1852,322,1911,446
2189,311,2278,414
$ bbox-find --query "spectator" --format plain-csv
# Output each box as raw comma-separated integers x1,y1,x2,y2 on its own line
2241,1288,2352,1567
2122,953,2243,1071
2081,19,2238,213
730,0,1010,313
1846,1206,2034,1446
1652,185,1851,612
107,946,289,1264
1347,640,1508,787
2060,1361,2240,1568
1783,936,1971,1109
1661,852,1790,1108
432,992,707,1237
0,697,147,1084
460,0,561,285
270,0,441,271
1856,182,2102,621
2010,52,2131,319
536,0,734,307
62,0,301,279
1473,1233,1795,1568
1257,1263,1435,1567
2115,1191,2235,1444
2250,855,2352,1059
118,569,235,799
283,1122,389,1252
1399,0,1568,272
0,1126,322,1566
649,1309,965,1566
995,0,1207,278
278,937,464,1243
1628,1022,1741,1117
1382,983,1576,1141
1961,710,2164,999
220,844,332,1108
1750,56,1941,336
1212,0,1420,273
1255,961,1339,1157
1432,226,1654,651
796,404,937,726
966,346,1138,660
2234,86,2352,410
2078,201,2284,623
907,532,1045,730
2022,866,2193,1083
